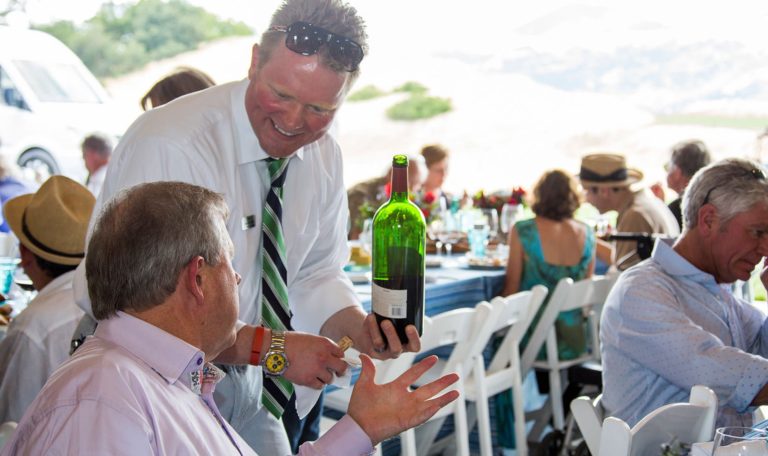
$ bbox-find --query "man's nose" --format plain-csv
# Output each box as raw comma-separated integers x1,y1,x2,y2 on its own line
281,103,304,130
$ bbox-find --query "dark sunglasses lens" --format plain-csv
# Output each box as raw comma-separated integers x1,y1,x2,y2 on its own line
329,37,363,70
286,22,323,55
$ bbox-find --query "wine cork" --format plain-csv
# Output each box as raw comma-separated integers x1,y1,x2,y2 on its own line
338,336,353,351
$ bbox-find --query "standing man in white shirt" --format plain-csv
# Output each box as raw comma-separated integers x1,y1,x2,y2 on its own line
81,133,112,197
72,0,420,453
0,176,93,422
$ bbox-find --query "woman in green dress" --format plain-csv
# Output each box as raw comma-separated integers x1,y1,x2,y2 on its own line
503,168,596,359
495,169,596,449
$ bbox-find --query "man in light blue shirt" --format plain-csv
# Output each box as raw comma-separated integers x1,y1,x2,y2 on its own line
601,157,768,428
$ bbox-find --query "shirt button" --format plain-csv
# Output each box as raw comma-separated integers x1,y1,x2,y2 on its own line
197,357,203,366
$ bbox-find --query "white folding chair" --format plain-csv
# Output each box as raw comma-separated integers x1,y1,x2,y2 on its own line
599,385,717,456
462,285,547,456
522,274,618,434
570,394,605,455
403,303,496,456
326,304,491,456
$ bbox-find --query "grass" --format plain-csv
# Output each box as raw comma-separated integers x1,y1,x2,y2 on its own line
655,114,768,130
347,84,387,102
386,94,452,121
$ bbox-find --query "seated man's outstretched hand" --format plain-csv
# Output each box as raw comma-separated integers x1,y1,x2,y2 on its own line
346,354,460,446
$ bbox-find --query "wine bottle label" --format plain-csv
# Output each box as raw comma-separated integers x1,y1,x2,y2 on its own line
371,283,407,319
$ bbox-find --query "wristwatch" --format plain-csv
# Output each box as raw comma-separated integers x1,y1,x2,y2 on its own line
262,330,289,377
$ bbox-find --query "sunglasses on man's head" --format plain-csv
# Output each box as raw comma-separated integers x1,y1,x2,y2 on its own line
703,166,766,205
269,21,363,72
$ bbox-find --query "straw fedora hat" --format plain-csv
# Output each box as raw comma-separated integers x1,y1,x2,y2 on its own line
578,153,644,188
4,176,95,266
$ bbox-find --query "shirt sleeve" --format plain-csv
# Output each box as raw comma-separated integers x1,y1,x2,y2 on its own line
289,144,361,335
2,399,155,455
736,297,768,358
0,329,47,422
607,272,768,413
296,415,374,456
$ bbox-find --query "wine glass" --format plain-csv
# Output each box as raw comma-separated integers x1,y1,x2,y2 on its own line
359,218,373,258
713,427,768,455
434,210,462,257
427,219,444,256
500,203,520,242
480,208,499,245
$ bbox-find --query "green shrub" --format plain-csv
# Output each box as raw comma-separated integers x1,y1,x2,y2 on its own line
393,81,428,95
348,84,386,102
386,94,452,121
35,0,252,80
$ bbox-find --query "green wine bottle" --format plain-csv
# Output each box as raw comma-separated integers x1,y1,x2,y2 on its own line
371,155,426,345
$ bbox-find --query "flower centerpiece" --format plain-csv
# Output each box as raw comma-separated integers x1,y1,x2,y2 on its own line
413,190,440,223
473,186,527,215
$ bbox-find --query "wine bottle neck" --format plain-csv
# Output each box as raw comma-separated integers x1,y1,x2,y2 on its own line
390,165,408,200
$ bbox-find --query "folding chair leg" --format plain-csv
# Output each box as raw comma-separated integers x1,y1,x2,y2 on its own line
549,367,565,429
512,369,529,456
402,429,417,456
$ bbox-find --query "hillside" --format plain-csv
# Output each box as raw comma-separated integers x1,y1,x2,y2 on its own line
104,30,768,196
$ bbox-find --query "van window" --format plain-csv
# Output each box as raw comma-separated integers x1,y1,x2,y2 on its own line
13,60,104,104
0,66,29,110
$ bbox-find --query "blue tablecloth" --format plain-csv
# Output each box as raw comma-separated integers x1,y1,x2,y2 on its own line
352,257,507,315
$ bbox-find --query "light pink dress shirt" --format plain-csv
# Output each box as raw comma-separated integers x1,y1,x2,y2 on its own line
1,312,373,455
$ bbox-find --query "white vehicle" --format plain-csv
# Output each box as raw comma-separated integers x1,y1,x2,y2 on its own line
0,25,124,184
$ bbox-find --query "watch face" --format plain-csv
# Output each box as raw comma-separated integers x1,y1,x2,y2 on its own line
265,352,287,375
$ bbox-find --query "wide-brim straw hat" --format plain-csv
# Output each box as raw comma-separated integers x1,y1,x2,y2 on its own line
578,153,644,188
4,176,95,266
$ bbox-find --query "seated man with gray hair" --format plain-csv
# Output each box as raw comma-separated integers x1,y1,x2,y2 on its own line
2,181,459,455
601,158,768,428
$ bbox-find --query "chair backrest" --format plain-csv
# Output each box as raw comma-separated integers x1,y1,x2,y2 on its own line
570,394,605,455
487,285,548,375
431,303,495,379
520,277,573,373
521,274,618,372
599,385,717,456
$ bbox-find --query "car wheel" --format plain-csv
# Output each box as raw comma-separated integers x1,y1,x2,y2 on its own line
18,148,59,185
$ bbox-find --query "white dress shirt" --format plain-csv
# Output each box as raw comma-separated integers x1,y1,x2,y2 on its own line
85,164,107,197
71,79,360,449
0,270,83,422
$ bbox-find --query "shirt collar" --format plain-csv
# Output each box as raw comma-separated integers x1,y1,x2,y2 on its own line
32,269,75,302
95,311,208,388
652,238,722,294
231,78,305,166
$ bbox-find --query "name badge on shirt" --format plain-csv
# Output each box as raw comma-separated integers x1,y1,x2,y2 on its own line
241,215,256,231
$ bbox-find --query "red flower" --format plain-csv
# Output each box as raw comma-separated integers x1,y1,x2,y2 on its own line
423,191,436,204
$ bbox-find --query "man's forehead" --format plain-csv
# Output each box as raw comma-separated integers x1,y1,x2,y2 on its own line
736,203,768,226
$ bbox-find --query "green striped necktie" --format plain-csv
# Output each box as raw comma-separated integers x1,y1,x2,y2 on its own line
260,157,294,418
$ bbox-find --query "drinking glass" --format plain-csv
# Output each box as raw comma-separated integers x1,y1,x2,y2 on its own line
434,210,462,257
480,208,499,245
359,218,374,257
427,219,444,256
713,427,768,455
500,203,520,242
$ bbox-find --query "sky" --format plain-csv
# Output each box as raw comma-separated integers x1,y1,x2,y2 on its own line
12,0,768,56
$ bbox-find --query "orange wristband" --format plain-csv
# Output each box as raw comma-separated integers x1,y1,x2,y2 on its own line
250,326,265,365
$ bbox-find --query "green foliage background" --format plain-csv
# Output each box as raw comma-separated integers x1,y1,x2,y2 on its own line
35,0,252,79
348,80,453,121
